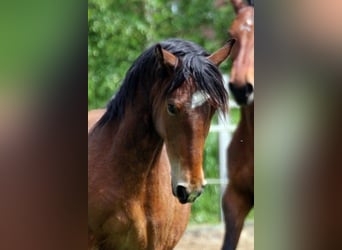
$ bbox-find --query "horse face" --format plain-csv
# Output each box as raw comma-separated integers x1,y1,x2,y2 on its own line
228,6,254,105
154,81,214,204
153,42,232,204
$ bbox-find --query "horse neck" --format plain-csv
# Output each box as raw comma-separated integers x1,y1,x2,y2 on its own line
103,98,164,178
240,102,254,136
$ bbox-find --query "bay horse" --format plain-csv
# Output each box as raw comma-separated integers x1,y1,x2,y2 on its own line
222,1,254,249
88,38,234,250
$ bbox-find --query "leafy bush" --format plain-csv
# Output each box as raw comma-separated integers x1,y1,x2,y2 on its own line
88,0,234,109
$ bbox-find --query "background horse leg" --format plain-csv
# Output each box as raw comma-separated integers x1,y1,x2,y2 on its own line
221,183,253,250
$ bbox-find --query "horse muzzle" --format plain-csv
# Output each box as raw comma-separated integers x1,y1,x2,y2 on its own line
229,82,254,105
174,184,204,204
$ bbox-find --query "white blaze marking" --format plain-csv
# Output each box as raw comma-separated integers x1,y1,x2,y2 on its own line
191,91,210,109
240,24,251,32
240,18,253,32
246,18,253,26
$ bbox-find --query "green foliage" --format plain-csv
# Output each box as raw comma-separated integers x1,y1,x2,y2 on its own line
88,0,149,109
247,208,254,220
190,184,222,223
88,0,234,109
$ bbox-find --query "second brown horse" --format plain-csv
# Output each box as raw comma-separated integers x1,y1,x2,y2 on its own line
222,0,254,249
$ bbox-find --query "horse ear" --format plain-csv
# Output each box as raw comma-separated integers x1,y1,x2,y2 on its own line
155,44,179,68
207,39,235,66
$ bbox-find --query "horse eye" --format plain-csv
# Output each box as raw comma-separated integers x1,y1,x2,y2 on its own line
167,104,177,115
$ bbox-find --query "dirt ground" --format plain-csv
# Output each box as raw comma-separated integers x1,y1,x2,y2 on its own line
175,222,254,250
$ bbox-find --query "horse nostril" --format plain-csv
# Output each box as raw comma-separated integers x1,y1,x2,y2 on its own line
246,82,254,94
176,186,189,204
229,82,254,105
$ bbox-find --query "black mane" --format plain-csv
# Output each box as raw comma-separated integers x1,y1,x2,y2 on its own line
96,38,228,127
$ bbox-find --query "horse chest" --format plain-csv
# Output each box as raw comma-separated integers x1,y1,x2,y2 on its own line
103,201,175,250
99,202,146,249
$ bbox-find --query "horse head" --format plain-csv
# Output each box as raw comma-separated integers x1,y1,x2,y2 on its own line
229,0,254,105
152,40,234,204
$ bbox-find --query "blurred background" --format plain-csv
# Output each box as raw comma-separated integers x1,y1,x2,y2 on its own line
1,0,341,249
